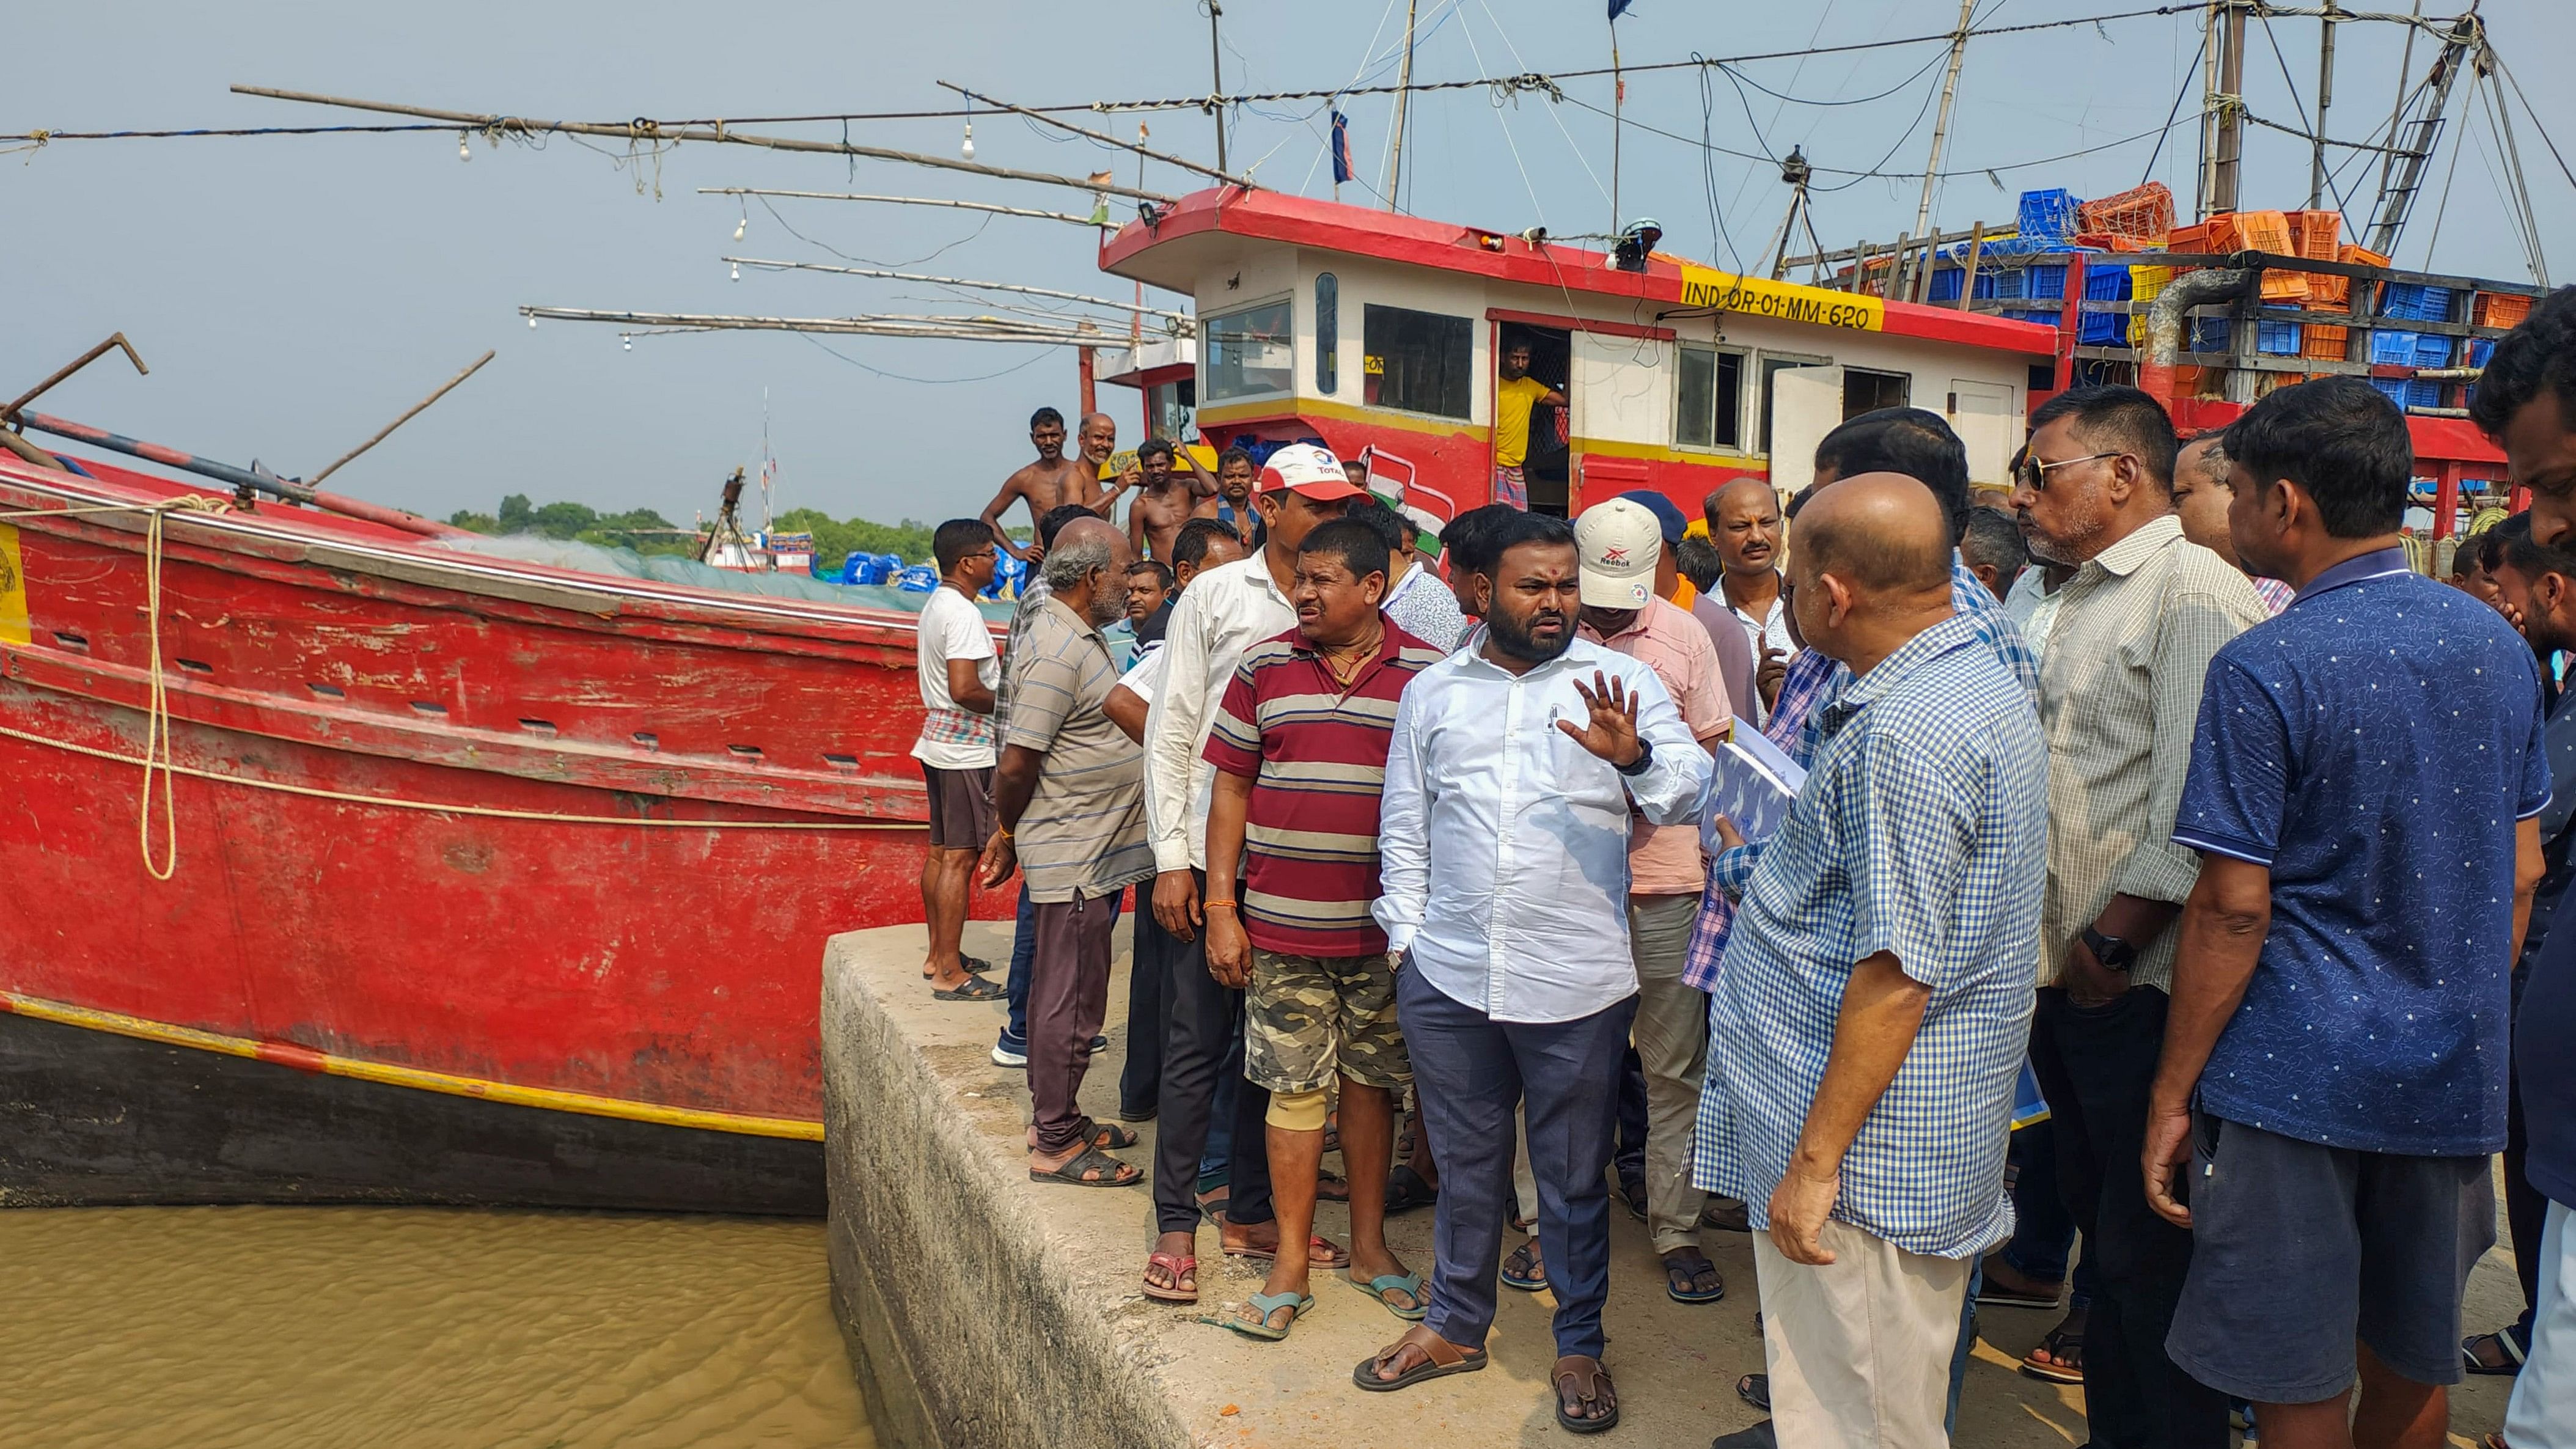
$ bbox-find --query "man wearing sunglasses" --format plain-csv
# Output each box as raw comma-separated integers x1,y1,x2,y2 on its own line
2006,386,2269,1449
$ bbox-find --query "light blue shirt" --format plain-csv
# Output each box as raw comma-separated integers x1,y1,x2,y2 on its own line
1376,637,1712,1023
1696,611,2048,1258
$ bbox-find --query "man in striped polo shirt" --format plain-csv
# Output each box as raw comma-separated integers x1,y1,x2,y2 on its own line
1200,517,1444,1340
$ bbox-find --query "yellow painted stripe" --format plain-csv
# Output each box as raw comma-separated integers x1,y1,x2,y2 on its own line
1569,435,1766,471
0,524,28,647
1197,395,1493,441
0,990,824,1141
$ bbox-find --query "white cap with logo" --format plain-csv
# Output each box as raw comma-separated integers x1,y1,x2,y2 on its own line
1573,497,1663,610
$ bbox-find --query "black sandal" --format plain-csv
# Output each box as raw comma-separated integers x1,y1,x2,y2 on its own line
2020,1322,2085,1384
1552,1355,1620,1434
1029,1144,1141,1187
1736,1372,1770,1411
1076,1117,1139,1151
931,974,1004,1001
1383,1164,1438,1214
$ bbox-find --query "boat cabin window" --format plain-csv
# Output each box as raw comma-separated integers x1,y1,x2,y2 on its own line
1203,298,1295,401
1315,273,1340,395
1843,367,1912,417
1362,304,1473,419
1675,344,1747,450
1147,376,1197,444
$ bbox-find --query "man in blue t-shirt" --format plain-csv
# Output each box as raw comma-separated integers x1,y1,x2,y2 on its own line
2145,376,2551,1447
2470,283,2576,1448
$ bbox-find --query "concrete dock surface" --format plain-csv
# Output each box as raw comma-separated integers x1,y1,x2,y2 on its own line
823,922,2526,1449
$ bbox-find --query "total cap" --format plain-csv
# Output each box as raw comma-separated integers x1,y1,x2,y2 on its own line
1574,497,1663,610
1257,442,1366,501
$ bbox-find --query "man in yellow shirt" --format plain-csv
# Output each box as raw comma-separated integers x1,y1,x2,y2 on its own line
1492,340,1566,510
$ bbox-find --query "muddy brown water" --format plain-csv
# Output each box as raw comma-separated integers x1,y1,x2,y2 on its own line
1,1206,871,1449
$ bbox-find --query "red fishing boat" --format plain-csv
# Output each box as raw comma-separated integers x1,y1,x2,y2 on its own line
0,425,1008,1214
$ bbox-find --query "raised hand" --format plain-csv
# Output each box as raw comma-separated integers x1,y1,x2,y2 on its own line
1557,670,1643,768
1755,643,1787,709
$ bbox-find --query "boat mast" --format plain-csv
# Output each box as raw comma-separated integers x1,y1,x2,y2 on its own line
2203,0,2250,216
2310,1,2340,209
1385,0,1417,211
1205,1,1227,174
2365,10,2481,257
1906,0,1978,303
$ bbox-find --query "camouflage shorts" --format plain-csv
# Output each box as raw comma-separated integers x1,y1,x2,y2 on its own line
1244,949,1411,1095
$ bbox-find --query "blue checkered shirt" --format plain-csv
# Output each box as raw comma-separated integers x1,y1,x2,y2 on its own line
1681,560,2036,991
1691,610,2047,1258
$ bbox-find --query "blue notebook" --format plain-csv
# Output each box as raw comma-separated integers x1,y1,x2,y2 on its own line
1703,729,1807,852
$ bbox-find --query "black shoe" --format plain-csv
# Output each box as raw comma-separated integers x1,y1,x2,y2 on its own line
1618,1173,1649,1222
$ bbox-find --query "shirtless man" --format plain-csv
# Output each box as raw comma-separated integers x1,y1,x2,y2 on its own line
1124,438,1216,562
979,408,1133,560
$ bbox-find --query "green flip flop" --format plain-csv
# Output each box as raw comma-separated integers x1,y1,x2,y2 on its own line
1347,1270,1428,1321
1217,1290,1314,1341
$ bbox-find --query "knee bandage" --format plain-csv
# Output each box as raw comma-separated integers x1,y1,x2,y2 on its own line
1265,1086,1330,1132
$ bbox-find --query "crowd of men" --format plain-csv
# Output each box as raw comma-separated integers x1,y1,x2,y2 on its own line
905,284,2576,1447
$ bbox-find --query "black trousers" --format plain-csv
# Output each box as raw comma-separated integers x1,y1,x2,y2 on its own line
1120,903,1172,1119
1150,872,1272,1236
2030,986,2228,1449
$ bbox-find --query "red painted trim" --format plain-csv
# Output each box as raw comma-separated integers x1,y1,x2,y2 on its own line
1484,307,1675,342
1101,189,2058,358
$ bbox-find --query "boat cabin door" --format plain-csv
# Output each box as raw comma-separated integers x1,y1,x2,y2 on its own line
1766,364,1844,506
1495,323,1572,515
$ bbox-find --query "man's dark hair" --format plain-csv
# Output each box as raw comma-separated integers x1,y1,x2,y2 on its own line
2027,384,2181,491
1345,497,1408,556
1441,504,1525,579
1038,502,1096,549
1170,516,1241,573
2495,516,2572,582
1298,516,1392,584
1030,406,1065,431
2478,510,2534,574
1813,408,1973,543
1218,444,1255,472
1137,436,1175,464
1784,482,1823,520
1674,534,1725,592
933,518,993,574
2220,376,2412,539
2468,285,2576,443
1127,558,1175,590
1958,506,2030,584
1489,510,1579,566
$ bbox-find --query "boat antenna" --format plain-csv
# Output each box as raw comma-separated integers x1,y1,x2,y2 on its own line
1906,0,1978,303
1609,1,1627,241
1204,1,1228,174
1385,0,1418,211
1763,147,1813,281
308,350,494,486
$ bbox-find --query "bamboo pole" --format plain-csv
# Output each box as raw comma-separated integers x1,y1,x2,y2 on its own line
697,189,1098,227
520,307,1118,346
309,350,494,485
936,83,1252,189
724,257,1192,324
228,86,1179,204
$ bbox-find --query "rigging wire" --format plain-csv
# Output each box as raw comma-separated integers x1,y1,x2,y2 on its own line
790,331,1052,385
2251,2,2358,218
752,193,994,271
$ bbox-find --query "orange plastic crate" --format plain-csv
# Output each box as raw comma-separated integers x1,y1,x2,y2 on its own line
2302,323,2349,359
2165,221,2214,254
2291,210,2343,260
2475,292,2533,329
2339,243,2392,269
2077,182,2177,244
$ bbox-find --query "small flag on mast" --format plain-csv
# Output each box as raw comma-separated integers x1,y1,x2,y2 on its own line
1330,111,1354,186
1607,0,1635,16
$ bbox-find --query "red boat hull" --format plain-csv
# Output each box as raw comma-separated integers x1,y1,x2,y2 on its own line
0,454,1009,1212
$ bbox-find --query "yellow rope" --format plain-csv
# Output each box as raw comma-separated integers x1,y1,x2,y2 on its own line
0,494,913,838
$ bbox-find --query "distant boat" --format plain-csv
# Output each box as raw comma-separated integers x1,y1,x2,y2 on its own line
0,441,1008,1214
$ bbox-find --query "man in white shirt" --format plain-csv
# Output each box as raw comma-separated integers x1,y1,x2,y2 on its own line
1704,477,1796,719
911,519,1004,1000
1358,512,1712,1434
1140,444,1362,1288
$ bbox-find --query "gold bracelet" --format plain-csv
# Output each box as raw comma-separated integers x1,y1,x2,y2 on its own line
1202,900,1239,911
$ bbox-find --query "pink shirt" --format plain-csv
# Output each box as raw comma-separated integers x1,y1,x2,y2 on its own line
1582,596,1732,895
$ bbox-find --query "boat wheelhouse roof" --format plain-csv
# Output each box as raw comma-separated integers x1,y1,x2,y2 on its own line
1098,187,2060,359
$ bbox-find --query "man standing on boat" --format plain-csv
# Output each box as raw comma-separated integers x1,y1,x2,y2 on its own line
978,408,1132,560
980,516,1156,1188
913,519,1005,1002
1196,446,1262,549
1492,340,1565,512
1128,438,1216,565
1141,443,1363,1297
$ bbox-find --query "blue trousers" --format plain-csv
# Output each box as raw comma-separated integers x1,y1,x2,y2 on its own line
1400,966,1635,1360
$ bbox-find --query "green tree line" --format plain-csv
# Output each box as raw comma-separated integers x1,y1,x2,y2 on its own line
445,495,966,566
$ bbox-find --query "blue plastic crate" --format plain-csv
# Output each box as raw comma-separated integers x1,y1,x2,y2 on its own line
894,563,939,592
1929,268,1962,303
2078,268,2134,345
2370,376,2443,411
2083,267,2133,301
2025,264,2069,300
2192,316,2231,353
2001,307,2061,329
2379,282,2457,322
2369,329,2453,367
2017,188,2079,244
2469,337,2497,367
2258,319,2303,355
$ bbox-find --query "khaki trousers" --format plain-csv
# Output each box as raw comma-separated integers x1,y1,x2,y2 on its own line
1755,1217,1969,1449
1628,892,1708,1253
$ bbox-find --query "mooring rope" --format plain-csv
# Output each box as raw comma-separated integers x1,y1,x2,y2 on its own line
0,497,914,860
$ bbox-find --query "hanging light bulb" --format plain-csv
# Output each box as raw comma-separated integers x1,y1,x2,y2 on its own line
527,313,538,328
622,335,633,352
961,120,975,161
733,212,747,242
730,260,741,282
459,132,472,163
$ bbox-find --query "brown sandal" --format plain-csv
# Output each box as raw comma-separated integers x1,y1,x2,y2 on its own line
1552,1355,1620,1434
1352,1324,1488,1392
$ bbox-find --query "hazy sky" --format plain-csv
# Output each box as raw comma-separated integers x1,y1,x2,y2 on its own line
12,1,2571,528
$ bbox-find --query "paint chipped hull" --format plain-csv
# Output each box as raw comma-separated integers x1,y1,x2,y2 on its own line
0,453,1004,1212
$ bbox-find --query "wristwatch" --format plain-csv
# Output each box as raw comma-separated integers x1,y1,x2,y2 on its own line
2080,926,2138,972
1615,736,1656,777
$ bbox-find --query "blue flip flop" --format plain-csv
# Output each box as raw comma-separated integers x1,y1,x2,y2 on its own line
1217,1290,1313,1341
1348,1270,1429,1321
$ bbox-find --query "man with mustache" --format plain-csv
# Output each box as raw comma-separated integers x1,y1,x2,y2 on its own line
1704,476,1794,719
1359,510,1711,1434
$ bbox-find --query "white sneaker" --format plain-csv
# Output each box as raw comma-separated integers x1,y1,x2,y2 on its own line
991,1040,1029,1068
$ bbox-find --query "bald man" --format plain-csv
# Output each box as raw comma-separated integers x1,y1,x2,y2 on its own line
980,409,1135,560
1700,474,2049,1449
